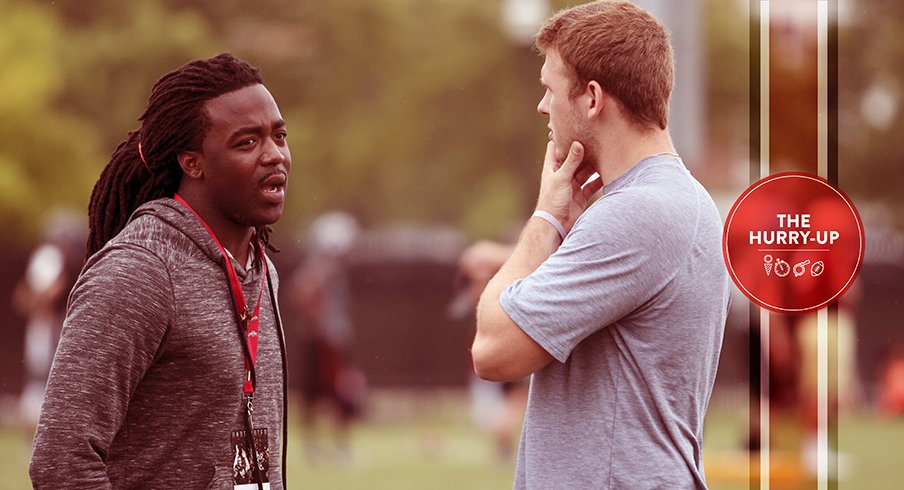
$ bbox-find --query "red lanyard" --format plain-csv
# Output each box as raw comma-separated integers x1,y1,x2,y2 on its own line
174,194,267,396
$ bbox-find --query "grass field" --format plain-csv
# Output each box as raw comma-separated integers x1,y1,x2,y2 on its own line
4,391,904,489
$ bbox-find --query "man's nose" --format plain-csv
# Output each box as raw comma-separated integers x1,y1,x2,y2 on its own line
261,138,288,165
537,95,549,116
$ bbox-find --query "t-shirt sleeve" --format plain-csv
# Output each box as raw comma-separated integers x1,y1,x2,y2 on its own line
500,190,693,363
29,244,174,489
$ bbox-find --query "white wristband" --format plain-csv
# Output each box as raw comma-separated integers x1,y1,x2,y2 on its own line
531,210,567,241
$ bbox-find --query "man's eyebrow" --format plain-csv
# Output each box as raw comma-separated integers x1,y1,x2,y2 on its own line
231,119,286,138
232,125,262,138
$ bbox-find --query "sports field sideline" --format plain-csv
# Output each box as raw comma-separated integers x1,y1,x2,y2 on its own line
3,389,902,489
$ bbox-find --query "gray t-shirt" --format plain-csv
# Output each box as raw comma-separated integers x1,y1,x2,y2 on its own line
501,156,730,489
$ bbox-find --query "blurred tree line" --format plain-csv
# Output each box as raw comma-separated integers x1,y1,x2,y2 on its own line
838,1,904,225
1,0,560,246
1,0,901,248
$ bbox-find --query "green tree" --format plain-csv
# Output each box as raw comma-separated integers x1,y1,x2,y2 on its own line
0,1,100,243
52,0,218,162
4,0,579,243
1,0,219,243
272,0,549,238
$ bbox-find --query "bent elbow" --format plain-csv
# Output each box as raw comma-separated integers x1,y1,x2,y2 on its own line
473,357,504,382
476,370,507,382
471,338,512,382
474,361,509,383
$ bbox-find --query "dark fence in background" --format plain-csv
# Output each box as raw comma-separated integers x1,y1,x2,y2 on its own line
274,225,474,392
349,260,472,387
3,226,903,406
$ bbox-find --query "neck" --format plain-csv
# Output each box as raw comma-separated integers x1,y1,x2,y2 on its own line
223,232,254,269
175,190,255,266
590,126,677,185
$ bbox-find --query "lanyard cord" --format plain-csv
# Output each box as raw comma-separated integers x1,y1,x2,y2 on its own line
230,268,266,490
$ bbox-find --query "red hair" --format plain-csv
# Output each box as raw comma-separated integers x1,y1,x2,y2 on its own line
535,0,674,130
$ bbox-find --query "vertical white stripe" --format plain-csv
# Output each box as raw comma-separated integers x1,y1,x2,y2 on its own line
817,5,830,489
760,307,770,490
818,1,829,180
817,308,829,489
759,3,771,489
760,1,771,180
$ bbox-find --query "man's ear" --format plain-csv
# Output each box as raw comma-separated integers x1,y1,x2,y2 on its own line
177,151,204,180
586,80,606,119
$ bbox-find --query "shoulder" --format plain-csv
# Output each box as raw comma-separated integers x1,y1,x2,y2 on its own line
79,236,173,298
572,162,716,258
581,169,691,231
67,237,177,333
102,206,204,273
608,161,696,209
78,212,187,300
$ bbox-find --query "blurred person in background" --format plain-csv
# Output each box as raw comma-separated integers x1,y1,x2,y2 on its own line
12,209,85,431
30,53,291,489
290,211,367,464
451,240,527,461
471,1,730,488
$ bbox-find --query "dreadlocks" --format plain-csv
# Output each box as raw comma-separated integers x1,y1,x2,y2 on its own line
86,52,277,257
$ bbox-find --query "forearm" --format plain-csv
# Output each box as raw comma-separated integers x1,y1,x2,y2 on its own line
30,422,114,490
30,331,119,489
481,218,561,306
472,141,599,380
472,219,560,380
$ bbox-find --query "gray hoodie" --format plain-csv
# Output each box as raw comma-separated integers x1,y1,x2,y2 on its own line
30,198,286,489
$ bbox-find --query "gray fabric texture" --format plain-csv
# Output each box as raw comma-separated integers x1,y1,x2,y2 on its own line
29,198,284,490
501,156,730,490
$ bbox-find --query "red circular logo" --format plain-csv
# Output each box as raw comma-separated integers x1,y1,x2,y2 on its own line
723,172,865,313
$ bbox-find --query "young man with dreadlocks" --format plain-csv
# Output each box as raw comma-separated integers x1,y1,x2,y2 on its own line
30,53,291,490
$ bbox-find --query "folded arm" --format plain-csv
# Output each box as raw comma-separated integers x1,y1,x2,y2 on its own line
472,141,602,381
